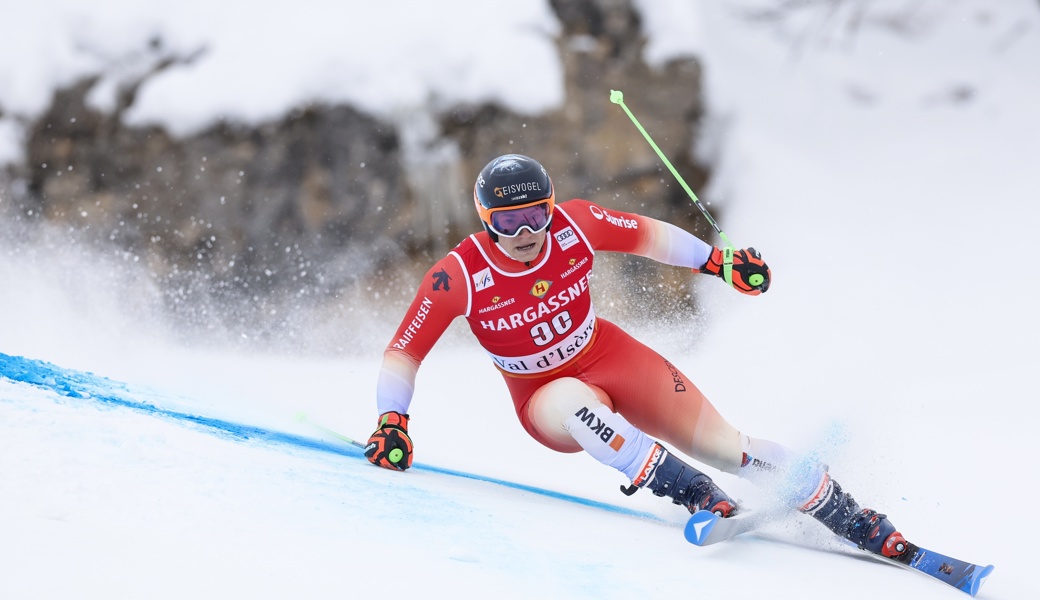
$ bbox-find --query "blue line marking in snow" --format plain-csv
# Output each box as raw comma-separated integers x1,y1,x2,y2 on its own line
0,352,666,523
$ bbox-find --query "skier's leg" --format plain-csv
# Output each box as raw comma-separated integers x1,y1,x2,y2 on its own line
571,321,913,557
713,422,916,559
523,376,737,516
563,320,749,473
707,418,916,558
799,472,917,560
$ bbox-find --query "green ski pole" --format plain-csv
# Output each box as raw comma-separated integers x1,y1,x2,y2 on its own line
295,411,366,449
610,89,757,288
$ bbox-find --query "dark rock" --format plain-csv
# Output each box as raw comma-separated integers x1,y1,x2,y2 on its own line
4,0,715,345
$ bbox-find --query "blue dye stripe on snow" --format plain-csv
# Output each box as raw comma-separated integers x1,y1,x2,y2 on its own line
0,352,666,523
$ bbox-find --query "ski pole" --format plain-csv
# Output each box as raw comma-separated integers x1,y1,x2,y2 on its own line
610,89,753,288
295,411,366,449
297,412,411,466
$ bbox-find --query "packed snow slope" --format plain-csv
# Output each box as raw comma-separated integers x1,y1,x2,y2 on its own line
2,1,1037,598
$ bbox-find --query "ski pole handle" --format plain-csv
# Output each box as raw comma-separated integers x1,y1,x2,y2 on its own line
610,89,736,285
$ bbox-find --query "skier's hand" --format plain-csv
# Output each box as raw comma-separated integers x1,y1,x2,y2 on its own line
698,247,771,295
365,411,414,471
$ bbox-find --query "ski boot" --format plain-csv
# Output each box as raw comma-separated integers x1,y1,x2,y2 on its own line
623,442,737,517
801,473,917,563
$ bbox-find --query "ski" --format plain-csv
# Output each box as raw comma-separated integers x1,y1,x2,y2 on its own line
684,510,995,597
859,542,994,598
683,508,784,546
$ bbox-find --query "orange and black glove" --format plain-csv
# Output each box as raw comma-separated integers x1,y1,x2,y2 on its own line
365,411,414,471
698,247,771,296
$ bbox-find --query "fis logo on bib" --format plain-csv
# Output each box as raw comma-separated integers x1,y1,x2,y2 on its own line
473,267,495,292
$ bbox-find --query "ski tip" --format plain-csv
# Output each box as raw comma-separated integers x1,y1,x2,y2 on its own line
684,511,719,546
967,564,995,597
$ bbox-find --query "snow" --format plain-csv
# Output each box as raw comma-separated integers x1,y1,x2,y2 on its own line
0,0,561,143
2,0,1038,598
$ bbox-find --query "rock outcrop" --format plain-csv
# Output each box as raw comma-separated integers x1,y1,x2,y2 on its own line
2,0,714,347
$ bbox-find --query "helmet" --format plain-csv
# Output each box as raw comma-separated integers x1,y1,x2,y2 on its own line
473,154,555,241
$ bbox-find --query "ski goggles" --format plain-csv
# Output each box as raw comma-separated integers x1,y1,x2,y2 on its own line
481,198,554,238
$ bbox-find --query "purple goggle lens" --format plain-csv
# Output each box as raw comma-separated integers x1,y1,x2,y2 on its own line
489,203,551,237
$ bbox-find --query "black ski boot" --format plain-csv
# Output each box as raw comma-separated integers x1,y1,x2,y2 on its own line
801,473,917,562
624,442,737,517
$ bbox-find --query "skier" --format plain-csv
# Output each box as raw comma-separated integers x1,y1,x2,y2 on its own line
365,153,914,562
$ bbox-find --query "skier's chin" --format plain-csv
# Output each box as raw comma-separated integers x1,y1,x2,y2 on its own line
503,234,544,263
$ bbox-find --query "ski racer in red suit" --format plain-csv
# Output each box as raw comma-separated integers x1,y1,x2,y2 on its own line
366,154,916,562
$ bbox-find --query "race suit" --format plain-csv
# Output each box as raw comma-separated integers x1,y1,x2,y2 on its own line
375,199,748,472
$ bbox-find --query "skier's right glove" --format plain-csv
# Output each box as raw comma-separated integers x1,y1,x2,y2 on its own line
365,411,414,471
698,246,771,295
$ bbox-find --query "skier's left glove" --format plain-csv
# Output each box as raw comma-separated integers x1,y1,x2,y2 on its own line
365,411,414,471
698,247,771,295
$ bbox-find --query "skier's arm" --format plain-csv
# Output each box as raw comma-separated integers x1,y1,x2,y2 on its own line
375,255,468,415
365,255,468,471
376,351,420,416
562,199,770,294
561,199,713,268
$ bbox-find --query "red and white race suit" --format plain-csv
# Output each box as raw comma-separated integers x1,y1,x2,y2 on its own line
376,199,745,470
